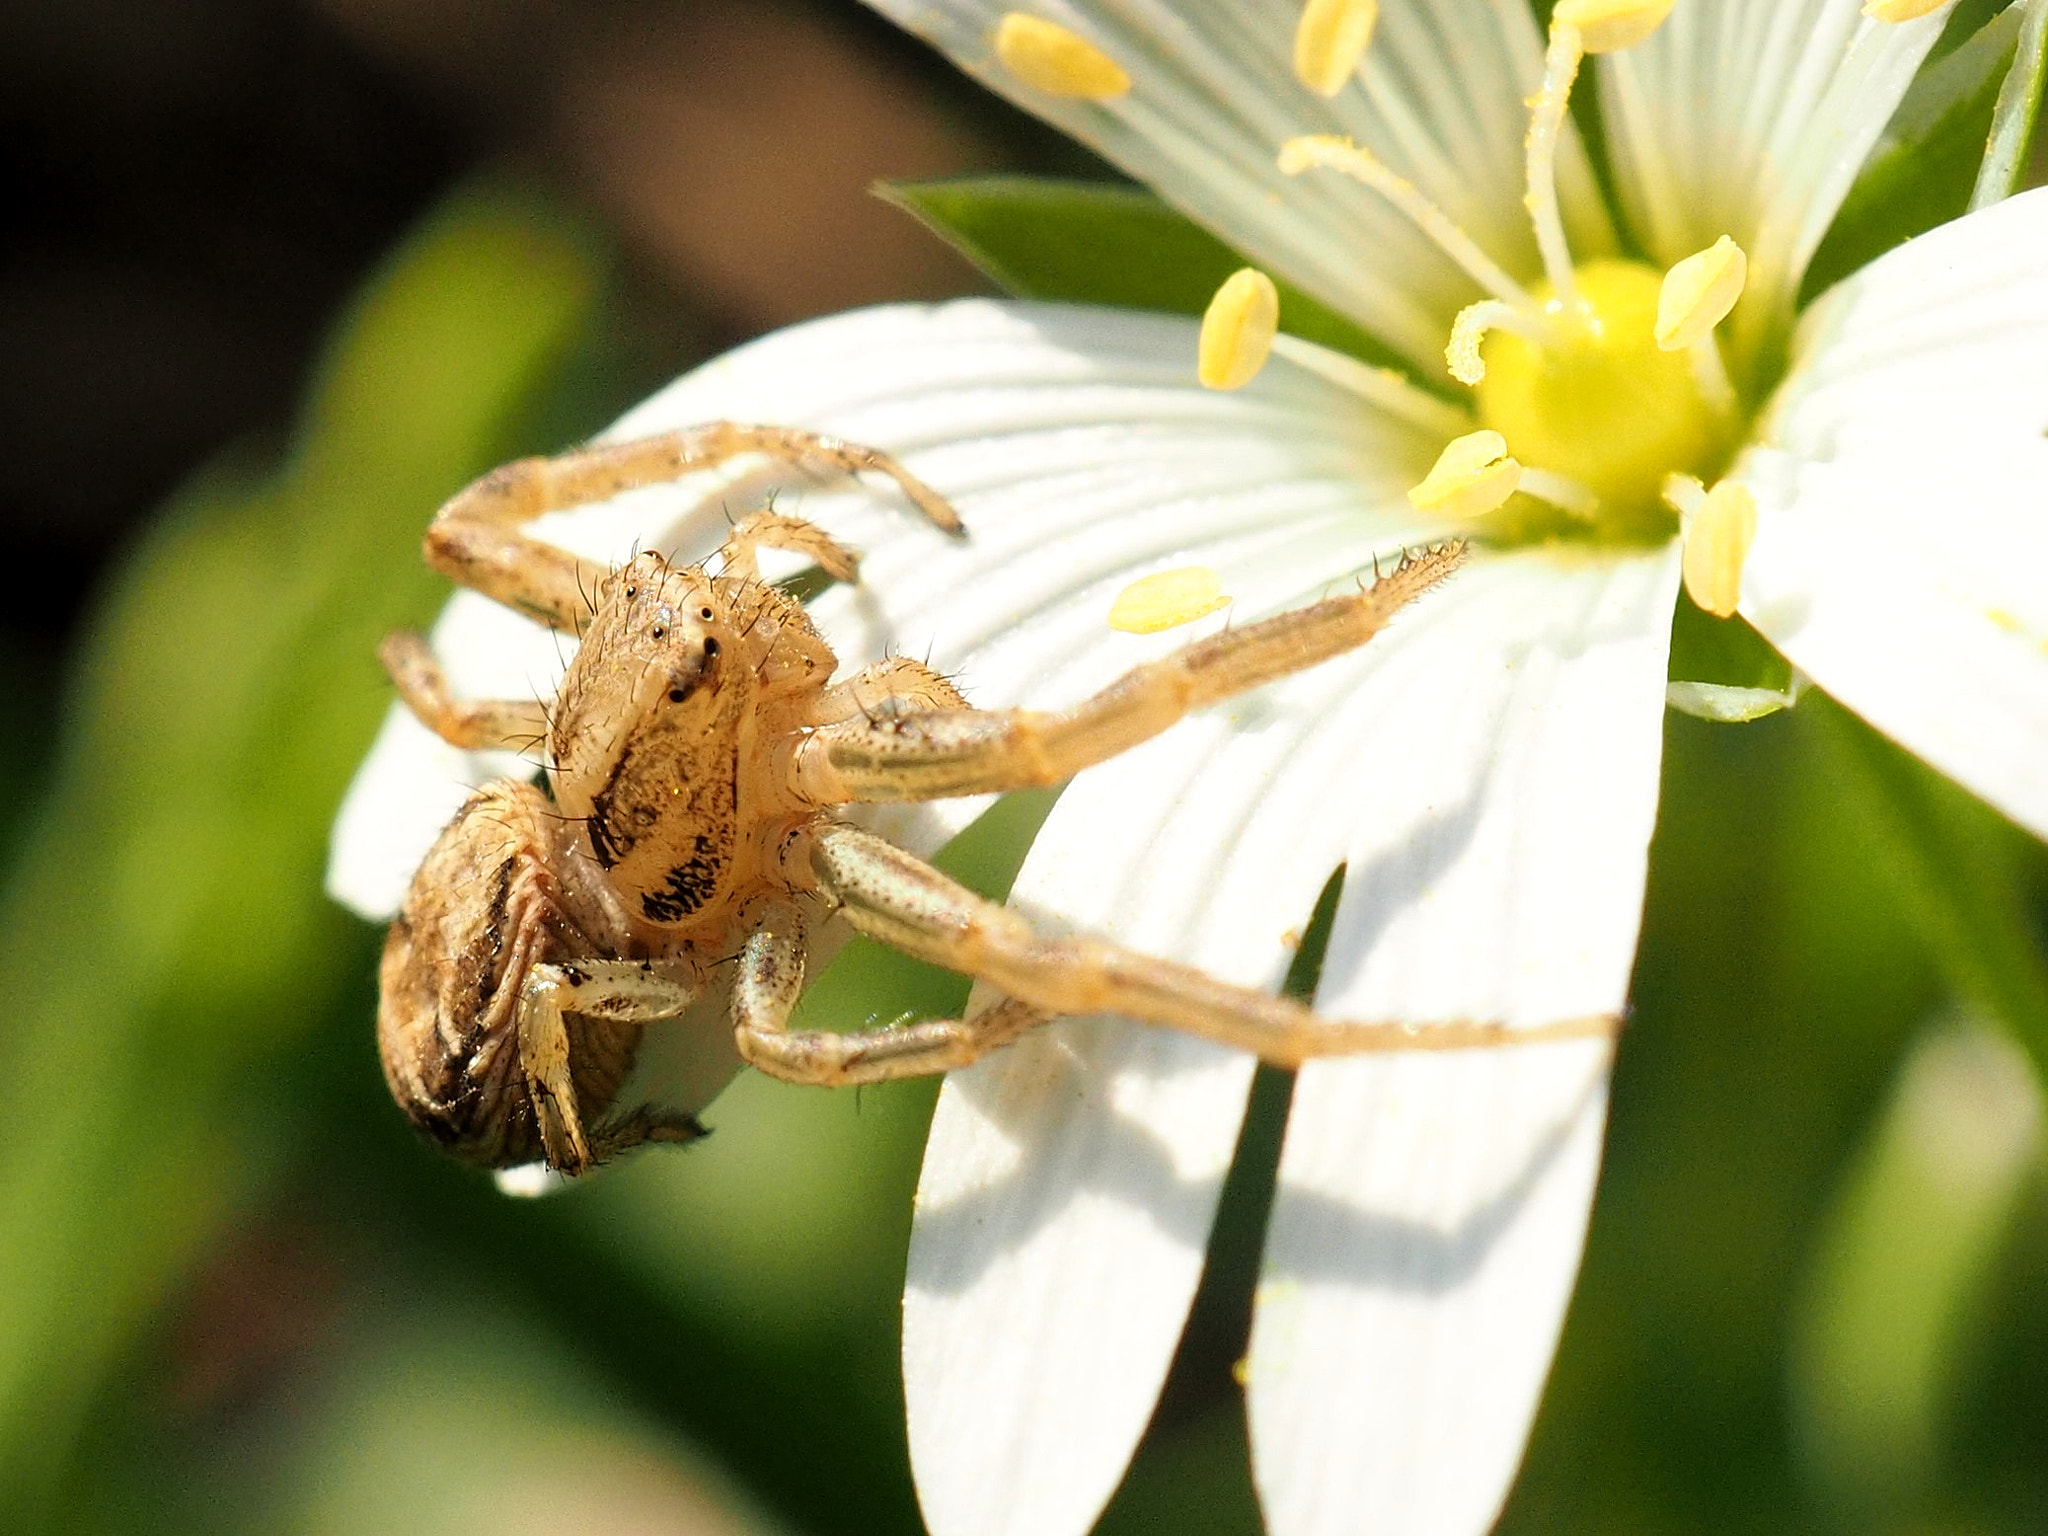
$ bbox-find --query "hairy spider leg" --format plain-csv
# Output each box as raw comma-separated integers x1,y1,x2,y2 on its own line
730,900,1053,1085
425,422,961,632
793,821,1617,1075
789,542,1467,805
717,508,862,583
801,656,969,728
378,631,552,753
515,957,704,1172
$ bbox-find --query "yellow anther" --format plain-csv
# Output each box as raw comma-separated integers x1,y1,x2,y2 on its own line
1294,0,1378,97
993,13,1131,99
1656,236,1748,350
1446,301,1549,388
1679,480,1758,618
1553,0,1675,53
1409,430,1522,519
1199,268,1280,390
1863,0,1950,20
1108,567,1232,633
1446,307,1491,387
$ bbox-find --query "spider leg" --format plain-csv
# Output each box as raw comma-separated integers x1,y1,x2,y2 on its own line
802,656,968,727
801,821,1618,1066
428,423,959,630
790,542,1465,804
586,1102,710,1161
515,959,702,1173
379,631,551,751
716,509,862,584
422,460,616,632
730,900,1051,1085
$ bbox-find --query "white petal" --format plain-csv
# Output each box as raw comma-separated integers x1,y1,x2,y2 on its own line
1246,545,1681,1536
1735,188,2048,840
862,0,1611,368
903,541,1480,1536
899,751,1267,1536
1601,0,1948,335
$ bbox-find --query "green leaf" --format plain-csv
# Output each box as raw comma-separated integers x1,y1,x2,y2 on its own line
1806,694,2048,1078
1804,5,2024,299
881,175,1411,375
1972,0,2048,209
1789,1019,2041,1516
0,180,608,1526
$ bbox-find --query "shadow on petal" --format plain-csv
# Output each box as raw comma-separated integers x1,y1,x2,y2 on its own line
913,1024,1607,1294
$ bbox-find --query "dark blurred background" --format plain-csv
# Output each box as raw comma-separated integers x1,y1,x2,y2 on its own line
2,4,2045,1535
0,0,1036,699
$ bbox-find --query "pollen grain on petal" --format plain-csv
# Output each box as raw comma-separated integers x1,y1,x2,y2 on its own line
1657,236,1748,350
1863,0,1951,21
993,13,1132,100
1199,268,1280,390
1680,480,1758,618
1293,0,1378,98
1409,430,1522,519
1108,567,1232,633
1553,0,1675,53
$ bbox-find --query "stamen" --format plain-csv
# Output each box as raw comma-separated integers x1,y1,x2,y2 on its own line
1294,0,1379,98
1662,471,1706,518
1269,335,1474,439
1554,0,1677,54
1863,0,1951,21
1517,468,1602,520
1665,474,1757,618
1280,136,1540,312
1109,567,1232,633
1656,236,1747,350
1525,22,1588,307
1199,268,1280,390
1409,430,1522,519
1446,299,1550,387
993,13,1132,99
1686,336,1739,421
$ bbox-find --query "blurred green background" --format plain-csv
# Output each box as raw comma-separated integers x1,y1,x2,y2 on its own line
3,3,2046,1533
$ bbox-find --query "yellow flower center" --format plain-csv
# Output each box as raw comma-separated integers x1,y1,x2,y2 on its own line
1474,260,1729,537
1269,6,1757,564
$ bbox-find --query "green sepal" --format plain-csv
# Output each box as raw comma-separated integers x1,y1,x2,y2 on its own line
880,175,1412,375
1972,0,2048,209
1804,4,2025,299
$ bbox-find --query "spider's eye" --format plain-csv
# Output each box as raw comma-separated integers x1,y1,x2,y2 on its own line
623,584,637,599
650,624,666,640
699,606,714,621
667,687,687,703
703,638,721,659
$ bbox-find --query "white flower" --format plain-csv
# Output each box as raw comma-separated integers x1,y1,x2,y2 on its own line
329,2,2048,1534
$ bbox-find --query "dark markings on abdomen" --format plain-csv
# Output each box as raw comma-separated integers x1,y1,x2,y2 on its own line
641,833,725,923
